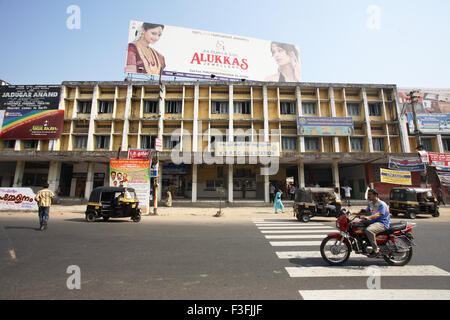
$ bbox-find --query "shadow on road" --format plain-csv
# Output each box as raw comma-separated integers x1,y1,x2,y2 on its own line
64,218,132,223
4,226,41,231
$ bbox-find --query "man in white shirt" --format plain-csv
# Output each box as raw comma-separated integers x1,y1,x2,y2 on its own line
343,185,352,207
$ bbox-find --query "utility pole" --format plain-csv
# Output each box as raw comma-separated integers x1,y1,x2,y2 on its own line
409,90,423,150
153,69,163,215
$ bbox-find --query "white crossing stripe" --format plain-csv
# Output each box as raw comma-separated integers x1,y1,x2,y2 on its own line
259,226,334,230
255,223,325,226
265,234,327,239
260,229,332,234
286,265,450,278
270,241,322,246
276,251,363,259
299,289,450,300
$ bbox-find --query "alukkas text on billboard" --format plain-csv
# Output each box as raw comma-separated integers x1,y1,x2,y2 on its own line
124,20,301,82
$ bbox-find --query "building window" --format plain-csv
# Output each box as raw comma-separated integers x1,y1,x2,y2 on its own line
211,101,228,114
98,100,113,114
73,136,87,149
165,100,182,114
95,136,110,149
347,103,360,116
23,140,38,149
234,101,251,114
77,101,92,114
422,138,433,152
163,135,180,150
369,103,382,116
351,138,364,151
282,137,298,151
302,102,316,115
141,135,156,149
3,140,15,148
444,139,450,152
305,137,319,151
144,100,158,113
280,102,296,115
373,138,384,151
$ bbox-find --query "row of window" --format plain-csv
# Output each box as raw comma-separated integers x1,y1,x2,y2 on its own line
76,100,383,116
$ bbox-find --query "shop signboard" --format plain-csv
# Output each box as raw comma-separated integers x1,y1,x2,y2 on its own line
428,152,450,168
407,113,450,134
215,142,280,157
297,117,354,136
0,188,38,211
0,85,63,140
380,168,412,185
109,159,151,215
128,148,151,160
437,171,450,187
125,20,301,82
388,156,425,172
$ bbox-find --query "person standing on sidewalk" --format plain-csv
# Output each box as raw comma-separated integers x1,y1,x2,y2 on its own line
34,183,55,231
274,189,284,214
269,184,275,203
436,187,445,206
342,185,352,207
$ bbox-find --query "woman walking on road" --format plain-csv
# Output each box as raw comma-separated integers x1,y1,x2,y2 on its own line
274,189,284,214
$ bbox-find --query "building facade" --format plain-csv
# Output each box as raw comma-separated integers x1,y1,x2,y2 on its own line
1,80,445,202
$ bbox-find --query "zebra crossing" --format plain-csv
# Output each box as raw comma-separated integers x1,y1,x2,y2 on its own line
252,218,450,300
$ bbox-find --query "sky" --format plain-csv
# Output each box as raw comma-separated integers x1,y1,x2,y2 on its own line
0,0,449,87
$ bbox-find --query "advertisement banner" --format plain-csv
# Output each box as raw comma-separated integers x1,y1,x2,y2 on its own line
406,113,450,134
437,171,450,186
215,142,280,157
297,117,354,136
380,168,412,185
128,148,151,160
110,159,151,215
0,85,63,140
428,152,450,168
388,156,425,172
398,88,450,114
125,20,301,82
0,188,38,211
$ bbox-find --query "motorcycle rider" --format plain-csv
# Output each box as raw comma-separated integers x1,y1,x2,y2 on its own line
354,189,390,258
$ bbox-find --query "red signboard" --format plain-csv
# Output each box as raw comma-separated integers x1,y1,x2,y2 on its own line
428,152,450,167
128,148,151,160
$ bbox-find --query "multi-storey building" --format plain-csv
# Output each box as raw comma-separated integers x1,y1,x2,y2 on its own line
0,80,436,202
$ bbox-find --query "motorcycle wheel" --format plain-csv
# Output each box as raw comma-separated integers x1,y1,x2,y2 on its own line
383,247,413,266
320,236,351,266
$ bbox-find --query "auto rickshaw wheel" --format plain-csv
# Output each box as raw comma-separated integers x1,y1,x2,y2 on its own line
132,215,141,223
407,210,417,219
86,212,96,222
296,213,310,223
103,216,110,222
432,209,440,218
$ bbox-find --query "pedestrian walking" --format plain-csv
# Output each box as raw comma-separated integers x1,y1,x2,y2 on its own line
290,184,296,200
274,189,284,214
269,184,275,203
436,187,445,206
342,185,352,207
34,183,55,231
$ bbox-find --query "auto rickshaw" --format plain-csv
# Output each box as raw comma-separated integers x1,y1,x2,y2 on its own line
293,187,342,222
85,186,141,222
389,187,439,219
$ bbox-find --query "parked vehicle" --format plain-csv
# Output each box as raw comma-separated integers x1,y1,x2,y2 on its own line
85,186,141,222
320,209,416,266
293,187,342,222
389,187,439,219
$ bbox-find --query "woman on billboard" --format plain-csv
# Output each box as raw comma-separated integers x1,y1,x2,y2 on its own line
125,22,166,75
265,42,301,82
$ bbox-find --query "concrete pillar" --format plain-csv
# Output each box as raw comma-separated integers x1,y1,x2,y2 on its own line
48,161,62,192
192,164,197,202
332,162,340,190
362,88,374,153
158,163,162,200
13,161,25,187
70,178,77,197
84,162,95,200
437,134,444,153
298,161,305,188
228,164,233,202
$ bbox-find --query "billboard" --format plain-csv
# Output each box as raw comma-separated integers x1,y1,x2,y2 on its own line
297,117,354,136
388,156,425,172
398,88,450,114
124,20,301,82
0,85,63,140
0,188,38,211
406,113,450,134
380,168,412,186
110,159,151,215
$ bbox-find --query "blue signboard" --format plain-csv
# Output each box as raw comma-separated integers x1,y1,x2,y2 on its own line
407,113,450,134
297,117,354,136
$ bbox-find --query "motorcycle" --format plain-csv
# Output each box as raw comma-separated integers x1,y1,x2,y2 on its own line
320,209,416,266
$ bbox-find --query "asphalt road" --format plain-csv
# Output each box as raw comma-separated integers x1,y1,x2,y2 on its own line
0,210,449,300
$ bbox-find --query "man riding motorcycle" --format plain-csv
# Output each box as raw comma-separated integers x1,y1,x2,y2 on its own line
351,189,390,258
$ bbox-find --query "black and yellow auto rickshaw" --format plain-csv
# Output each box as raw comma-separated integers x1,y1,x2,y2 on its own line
85,186,141,222
293,187,342,222
389,187,439,219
